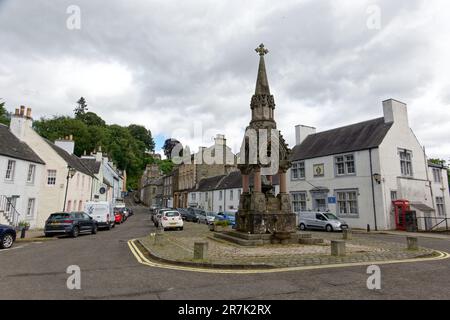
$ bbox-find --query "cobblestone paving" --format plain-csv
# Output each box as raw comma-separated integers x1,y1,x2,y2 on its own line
139,222,439,268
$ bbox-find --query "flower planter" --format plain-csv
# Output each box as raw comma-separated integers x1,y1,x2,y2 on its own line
213,225,232,232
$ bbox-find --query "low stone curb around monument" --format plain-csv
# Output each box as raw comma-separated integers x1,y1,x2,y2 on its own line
129,239,450,274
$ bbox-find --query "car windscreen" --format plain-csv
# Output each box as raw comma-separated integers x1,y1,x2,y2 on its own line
49,213,71,219
165,211,180,217
224,212,236,216
324,213,339,220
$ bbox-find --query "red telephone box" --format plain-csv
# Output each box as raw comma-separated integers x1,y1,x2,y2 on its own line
393,199,410,231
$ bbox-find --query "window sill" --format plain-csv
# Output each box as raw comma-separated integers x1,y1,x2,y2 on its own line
337,214,359,218
335,173,357,177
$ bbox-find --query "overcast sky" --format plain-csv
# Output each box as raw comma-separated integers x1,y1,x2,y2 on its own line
0,0,449,160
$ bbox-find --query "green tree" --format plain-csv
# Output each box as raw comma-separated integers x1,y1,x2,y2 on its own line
0,100,11,126
128,124,155,152
74,97,88,118
80,111,106,127
33,116,91,155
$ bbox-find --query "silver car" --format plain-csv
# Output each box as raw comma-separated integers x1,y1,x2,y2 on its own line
298,212,348,232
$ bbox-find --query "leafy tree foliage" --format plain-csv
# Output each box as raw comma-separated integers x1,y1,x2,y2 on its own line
0,100,11,126
74,97,88,118
33,101,157,189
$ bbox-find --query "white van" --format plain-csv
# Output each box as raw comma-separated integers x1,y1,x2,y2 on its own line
298,212,348,232
84,201,115,230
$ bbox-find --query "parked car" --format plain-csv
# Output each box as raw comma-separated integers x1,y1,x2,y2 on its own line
154,208,173,227
177,208,199,222
85,201,115,230
160,210,184,231
205,212,218,225
216,210,237,226
188,208,207,223
298,212,348,232
114,207,128,221
44,212,98,238
0,224,16,249
114,212,124,224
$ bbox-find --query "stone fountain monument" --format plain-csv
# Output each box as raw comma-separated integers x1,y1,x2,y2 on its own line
215,44,298,246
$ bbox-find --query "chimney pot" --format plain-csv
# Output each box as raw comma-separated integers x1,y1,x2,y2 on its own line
20,106,25,116
15,108,20,116
26,108,32,118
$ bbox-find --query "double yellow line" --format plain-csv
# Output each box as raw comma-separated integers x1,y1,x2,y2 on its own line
128,239,450,274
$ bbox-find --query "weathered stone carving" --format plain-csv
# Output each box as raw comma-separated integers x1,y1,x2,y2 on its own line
236,44,296,238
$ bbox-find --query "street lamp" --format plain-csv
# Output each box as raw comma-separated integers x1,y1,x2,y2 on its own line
63,166,77,212
372,173,382,184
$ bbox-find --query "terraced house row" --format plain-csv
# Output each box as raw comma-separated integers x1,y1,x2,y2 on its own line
0,106,125,229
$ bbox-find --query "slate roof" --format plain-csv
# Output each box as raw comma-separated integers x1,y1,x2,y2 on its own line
197,175,226,192
214,170,280,190
45,140,94,177
80,158,101,174
291,117,393,161
0,124,45,164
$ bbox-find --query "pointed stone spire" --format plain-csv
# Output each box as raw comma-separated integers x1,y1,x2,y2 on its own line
254,43,270,95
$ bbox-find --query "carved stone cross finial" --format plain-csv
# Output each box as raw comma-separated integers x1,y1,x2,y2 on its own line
255,43,269,56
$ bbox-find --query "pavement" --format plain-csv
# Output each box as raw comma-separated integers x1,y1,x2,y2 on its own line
137,223,440,269
1,203,450,300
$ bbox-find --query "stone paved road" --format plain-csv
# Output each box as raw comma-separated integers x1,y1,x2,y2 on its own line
0,204,449,299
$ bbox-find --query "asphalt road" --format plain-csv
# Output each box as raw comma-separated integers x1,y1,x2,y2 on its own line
1,204,449,300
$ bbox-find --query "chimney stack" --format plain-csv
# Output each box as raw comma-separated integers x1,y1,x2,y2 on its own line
15,108,20,116
295,125,316,145
19,106,25,116
26,107,32,118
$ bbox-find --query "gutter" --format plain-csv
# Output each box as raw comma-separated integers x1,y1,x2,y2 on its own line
369,148,378,231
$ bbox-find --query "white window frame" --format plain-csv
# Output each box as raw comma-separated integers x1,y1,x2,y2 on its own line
433,168,442,183
436,197,445,216
291,161,305,180
291,192,307,212
5,160,16,181
391,190,398,201
336,189,359,217
47,170,57,185
335,154,356,176
399,149,413,177
27,164,36,184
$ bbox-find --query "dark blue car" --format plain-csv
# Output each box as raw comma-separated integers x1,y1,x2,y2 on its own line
215,211,237,226
0,224,16,249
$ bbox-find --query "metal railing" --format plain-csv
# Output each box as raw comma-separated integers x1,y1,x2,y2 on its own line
416,216,450,232
0,195,21,227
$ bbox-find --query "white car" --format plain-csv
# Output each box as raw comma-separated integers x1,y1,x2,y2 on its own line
84,201,115,230
160,210,184,231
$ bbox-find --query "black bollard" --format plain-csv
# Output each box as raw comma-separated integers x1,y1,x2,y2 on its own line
367,224,371,232
20,228,26,239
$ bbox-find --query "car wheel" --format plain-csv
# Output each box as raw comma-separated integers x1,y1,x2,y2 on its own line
299,223,306,231
0,233,14,249
107,223,112,230
326,224,333,232
180,227,183,231
91,224,98,234
71,226,80,238
112,222,115,228
44,233,53,238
